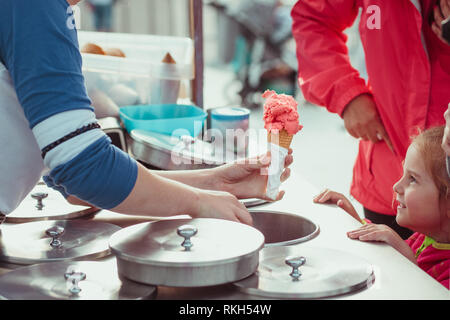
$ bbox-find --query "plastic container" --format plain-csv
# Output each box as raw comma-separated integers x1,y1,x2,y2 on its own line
78,31,194,79
210,107,250,154
82,54,152,108
119,104,207,138
78,31,194,108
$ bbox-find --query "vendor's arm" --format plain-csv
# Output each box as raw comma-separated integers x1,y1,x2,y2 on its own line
111,163,252,225
0,0,251,225
154,149,293,200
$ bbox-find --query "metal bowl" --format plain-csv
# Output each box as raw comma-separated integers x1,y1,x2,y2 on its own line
248,210,319,247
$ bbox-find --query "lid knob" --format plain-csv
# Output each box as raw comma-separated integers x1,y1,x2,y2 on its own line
31,192,48,210
64,270,86,295
177,225,198,251
285,256,306,281
46,225,65,248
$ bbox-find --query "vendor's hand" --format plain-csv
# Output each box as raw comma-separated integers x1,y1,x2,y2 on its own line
313,189,362,223
342,94,394,153
442,103,450,156
192,189,253,226
432,0,450,44
214,149,294,201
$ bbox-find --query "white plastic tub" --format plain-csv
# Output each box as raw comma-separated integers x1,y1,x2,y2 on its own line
77,31,194,110
78,31,194,80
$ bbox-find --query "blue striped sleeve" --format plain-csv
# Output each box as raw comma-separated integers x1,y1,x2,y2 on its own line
43,175,70,199
48,136,138,209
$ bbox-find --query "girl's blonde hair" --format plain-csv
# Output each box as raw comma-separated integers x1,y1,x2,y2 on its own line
412,125,450,199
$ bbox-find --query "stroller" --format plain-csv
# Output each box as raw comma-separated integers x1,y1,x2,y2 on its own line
207,0,298,109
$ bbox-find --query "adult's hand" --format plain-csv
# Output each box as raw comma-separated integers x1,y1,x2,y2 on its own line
432,0,450,45
213,149,294,201
193,189,253,226
342,94,394,153
441,103,450,156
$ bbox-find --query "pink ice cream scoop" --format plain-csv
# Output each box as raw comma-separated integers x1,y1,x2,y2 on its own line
262,90,302,135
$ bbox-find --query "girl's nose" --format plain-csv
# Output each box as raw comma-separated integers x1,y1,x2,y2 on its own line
393,178,403,194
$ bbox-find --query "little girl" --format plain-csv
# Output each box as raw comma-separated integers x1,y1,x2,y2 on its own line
314,126,450,289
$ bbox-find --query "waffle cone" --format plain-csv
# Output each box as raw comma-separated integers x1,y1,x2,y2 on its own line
267,129,293,149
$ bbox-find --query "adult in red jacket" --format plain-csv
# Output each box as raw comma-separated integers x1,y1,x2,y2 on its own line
292,0,450,238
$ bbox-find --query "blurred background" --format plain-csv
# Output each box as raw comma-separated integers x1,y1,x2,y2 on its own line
78,0,368,213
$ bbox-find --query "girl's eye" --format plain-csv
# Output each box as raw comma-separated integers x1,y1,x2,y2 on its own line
409,175,416,183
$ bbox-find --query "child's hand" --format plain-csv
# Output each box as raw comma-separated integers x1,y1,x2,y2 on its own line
347,223,397,243
347,224,417,263
313,189,363,223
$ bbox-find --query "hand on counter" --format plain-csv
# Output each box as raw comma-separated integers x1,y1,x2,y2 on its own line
347,224,417,264
313,189,417,264
214,149,293,201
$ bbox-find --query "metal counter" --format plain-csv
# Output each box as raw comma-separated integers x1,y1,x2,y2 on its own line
1,170,448,299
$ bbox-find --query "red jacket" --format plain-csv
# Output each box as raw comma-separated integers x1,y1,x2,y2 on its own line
406,232,450,289
292,0,450,215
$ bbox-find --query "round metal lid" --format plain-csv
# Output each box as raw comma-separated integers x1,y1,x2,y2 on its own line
233,246,375,299
109,218,265,267
0,220,121,265
0,259,156,300
6,182,99,223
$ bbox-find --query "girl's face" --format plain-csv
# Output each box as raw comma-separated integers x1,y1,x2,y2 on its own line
393,144,442,235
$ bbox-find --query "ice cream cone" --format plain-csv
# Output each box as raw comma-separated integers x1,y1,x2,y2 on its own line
268,129,293,149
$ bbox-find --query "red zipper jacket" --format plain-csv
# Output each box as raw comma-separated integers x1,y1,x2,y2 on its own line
292,0,450,215
406,232,450,289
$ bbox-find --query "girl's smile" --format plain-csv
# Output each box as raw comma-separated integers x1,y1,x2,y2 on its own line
396,200,407,210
